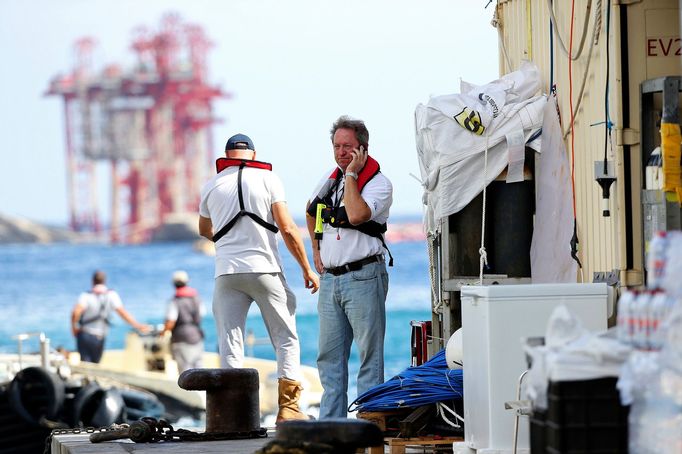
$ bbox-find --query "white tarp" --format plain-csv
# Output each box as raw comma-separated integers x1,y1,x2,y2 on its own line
531,96,579,283
414,61,545,235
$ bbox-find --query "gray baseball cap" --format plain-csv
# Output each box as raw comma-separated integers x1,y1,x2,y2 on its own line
225,133,254,151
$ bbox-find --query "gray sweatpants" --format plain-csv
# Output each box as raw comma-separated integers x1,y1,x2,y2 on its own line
212,272,302,381
171,341,204,373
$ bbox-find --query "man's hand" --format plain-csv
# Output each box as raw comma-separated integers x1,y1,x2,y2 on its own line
346,145,368,174
303,269,320,294
136,324,153,334
313,248,324,274
160,320,175,337
71,306,84,337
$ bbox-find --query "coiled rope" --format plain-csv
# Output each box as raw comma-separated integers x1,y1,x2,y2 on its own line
348,349,463,413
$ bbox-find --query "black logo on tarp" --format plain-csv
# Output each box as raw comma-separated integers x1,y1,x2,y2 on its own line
454,107,485,135
478,93,500,118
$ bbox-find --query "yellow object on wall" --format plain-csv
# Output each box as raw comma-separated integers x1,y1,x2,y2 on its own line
660,122,682,201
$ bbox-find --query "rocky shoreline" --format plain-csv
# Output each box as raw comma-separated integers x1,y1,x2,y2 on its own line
0,213,426,245
0,214,82,244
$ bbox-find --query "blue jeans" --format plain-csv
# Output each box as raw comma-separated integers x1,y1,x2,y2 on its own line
317,260,389,418
77,331,105,363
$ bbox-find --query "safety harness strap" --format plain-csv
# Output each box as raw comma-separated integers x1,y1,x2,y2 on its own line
212,162,279,243
79,292,112,327
306,157,393,266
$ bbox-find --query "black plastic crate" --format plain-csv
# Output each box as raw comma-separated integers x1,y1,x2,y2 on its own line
530,377,629,453
530,409,547,454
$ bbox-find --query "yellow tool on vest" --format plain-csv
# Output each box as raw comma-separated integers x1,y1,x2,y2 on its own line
314,203,326,240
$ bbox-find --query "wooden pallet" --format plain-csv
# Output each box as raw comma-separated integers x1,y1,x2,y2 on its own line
367,436,464,454
357,409,410,432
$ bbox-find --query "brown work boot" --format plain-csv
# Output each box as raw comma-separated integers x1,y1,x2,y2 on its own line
276,377,309,424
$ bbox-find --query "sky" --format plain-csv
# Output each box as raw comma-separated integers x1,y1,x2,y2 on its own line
0,0,499,226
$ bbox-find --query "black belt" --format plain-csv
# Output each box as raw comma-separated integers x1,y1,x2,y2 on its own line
326,255,382,276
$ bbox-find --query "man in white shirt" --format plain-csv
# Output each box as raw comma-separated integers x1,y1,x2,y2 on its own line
306,116,393,418
199,133,319,423
71,270,150,363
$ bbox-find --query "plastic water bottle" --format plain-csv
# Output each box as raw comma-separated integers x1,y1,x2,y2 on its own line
648,291,668,350
629,373,682,453
662,232,682,297
627,309,682,452
633,291,652,350
617,290,635,345
647,231,668,290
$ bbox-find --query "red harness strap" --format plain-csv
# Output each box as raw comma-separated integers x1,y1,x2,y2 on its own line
328,156,380,191
175,286,197,298
216,158,272,173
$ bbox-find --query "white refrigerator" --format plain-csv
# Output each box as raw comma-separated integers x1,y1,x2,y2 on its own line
456,283,609,454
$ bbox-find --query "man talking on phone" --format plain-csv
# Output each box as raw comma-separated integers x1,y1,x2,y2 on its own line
306,115,393,418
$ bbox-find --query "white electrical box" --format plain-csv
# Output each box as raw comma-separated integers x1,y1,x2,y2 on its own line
458,283,609,454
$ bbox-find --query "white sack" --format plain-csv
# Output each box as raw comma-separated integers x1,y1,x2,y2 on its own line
415,61,544,235
524,305,631,410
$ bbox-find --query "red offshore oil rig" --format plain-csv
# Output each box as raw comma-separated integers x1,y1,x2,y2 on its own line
46,14,227,243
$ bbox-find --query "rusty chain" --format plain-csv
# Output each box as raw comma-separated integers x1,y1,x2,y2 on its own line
137,417,268,442
44,417,268,452
42,424,129,454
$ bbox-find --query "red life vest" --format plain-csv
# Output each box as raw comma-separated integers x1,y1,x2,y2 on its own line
306,156,393,266
175,286,198,298
328,156,381,191
306,156,382,217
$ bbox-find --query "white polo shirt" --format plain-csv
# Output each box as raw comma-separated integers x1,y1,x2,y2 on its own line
200,165,286,277
310,168,393,268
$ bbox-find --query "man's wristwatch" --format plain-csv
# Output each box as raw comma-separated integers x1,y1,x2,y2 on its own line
345,171,359,180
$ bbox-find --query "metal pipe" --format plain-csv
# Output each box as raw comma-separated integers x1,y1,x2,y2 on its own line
512,369,529,454
17,336,23,371
40,334,50,369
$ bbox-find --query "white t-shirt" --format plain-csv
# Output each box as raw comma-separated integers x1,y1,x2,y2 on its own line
310,168,393,268
76,285,123,337
200,165,286,277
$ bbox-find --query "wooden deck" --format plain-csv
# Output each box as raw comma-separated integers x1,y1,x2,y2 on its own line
51,431,275,454
51,431,462,453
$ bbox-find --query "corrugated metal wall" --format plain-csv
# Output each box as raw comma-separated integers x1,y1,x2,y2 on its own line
496,0,680,285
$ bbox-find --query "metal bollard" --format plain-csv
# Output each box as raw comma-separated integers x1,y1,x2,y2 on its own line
178,368,260,434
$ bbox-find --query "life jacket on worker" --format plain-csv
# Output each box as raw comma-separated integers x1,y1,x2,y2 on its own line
211,158,279,243
306,156,393,266
171,286,204,345
78,284,115,329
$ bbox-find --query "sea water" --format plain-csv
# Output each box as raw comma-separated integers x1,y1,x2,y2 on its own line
0,238,432,401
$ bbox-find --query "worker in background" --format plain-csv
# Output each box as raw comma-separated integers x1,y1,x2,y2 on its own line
71,270,151,363
198,133,320,423
160,270,205,373
306,116,393,418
